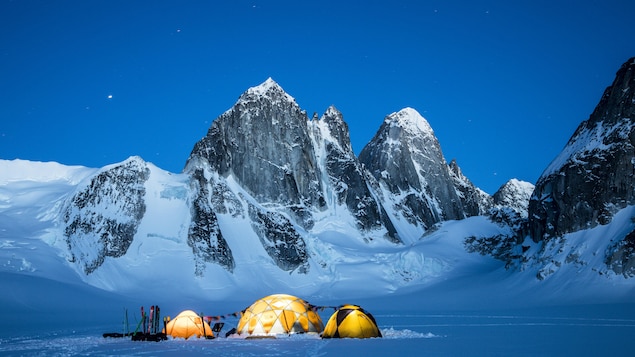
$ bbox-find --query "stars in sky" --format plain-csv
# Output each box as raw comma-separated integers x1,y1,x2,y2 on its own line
1,1,634,194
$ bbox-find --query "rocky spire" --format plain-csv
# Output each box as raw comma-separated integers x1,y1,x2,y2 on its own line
359,108,466,229
528,57,635,241
185,78,400,245
185,78,324,218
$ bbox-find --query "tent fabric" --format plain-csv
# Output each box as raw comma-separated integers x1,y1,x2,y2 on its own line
321,305,382,339
236,294,324,336
164,310,213,339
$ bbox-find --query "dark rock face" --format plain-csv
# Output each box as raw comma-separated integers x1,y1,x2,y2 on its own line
449,159,493,216
464,179,534,268
311,106,400,242
528,58,635,241
185,78,324,228
185,79,401,250
359,108,477,229
182,79,407,275
187,168,235,275
60,78,524,278
247,203,309,273
605,228,635,277
62,157,149,274
526,57,635,277
464,230,523,269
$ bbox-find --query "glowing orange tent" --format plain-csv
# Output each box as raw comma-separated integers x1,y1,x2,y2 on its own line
236,294,323,337
164,310,213,339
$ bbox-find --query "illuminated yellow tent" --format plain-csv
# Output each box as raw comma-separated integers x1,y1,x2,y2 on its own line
236,294,324,337
164,310,213,339
321,305,382,339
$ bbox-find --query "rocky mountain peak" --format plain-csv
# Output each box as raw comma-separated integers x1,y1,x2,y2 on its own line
492,179,534,218
185,77,322,220
385,107,435,140
528,57,635,241
323,105,342,119
314,105,353,154
359,107,475,230
360,107,448,192
237,77,297,107
587,57,635,127
541,58,635,179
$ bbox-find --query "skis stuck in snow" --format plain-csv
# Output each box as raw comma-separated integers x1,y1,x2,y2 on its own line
103,305,167,341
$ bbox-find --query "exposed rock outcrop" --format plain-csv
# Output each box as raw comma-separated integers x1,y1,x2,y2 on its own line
62,157,149,274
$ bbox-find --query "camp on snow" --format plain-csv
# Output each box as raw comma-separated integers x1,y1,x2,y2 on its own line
236,294,324,337
104,295,381,341
165,310,214,339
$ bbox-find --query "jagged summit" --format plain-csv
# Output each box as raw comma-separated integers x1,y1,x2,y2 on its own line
323,105,342,119
492,178,534,218
5,60,635,308
314,106,352,153
529,56,635,240
385,107,435,138
186,76,320,216
238,77,296,105
524,57,635,278
541,57,635,179
359,105,484,231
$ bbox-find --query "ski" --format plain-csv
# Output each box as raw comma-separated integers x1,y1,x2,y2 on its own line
155,306,161,334
148,306,154,334
141,306,146,335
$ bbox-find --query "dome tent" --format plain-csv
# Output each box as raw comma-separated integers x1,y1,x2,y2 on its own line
236,294,324,337
321,304,382,339
164,310,213,339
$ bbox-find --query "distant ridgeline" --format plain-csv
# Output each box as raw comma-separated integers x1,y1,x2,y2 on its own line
57,58,635,291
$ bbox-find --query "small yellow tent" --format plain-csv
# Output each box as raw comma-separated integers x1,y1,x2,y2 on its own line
164,310,213,339
321,304,382,339
236,294,324,337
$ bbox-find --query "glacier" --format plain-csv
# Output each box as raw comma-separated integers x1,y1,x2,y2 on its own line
1,159,634,356
3,62,635,354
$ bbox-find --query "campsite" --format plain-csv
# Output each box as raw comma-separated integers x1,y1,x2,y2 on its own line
3,291,633,356
102,294,381,341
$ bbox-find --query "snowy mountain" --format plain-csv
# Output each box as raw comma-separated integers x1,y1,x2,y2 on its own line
461,179,534,267
0,79,512,301
526,57,635,278
2,65,635,307
63,157,150,274
492,178,535,218
180,78,399,278
359,108,488,234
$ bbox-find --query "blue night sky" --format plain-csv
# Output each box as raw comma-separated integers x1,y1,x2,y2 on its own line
2,1,634,194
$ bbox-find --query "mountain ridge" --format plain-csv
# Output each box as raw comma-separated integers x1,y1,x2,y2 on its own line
3,59,635,301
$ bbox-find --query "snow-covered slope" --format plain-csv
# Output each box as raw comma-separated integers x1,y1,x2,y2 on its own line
0,158,491,299
2,156,633,306
0,159,95,283
3,67,635,309
178,78,403,282
359,108,489,237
